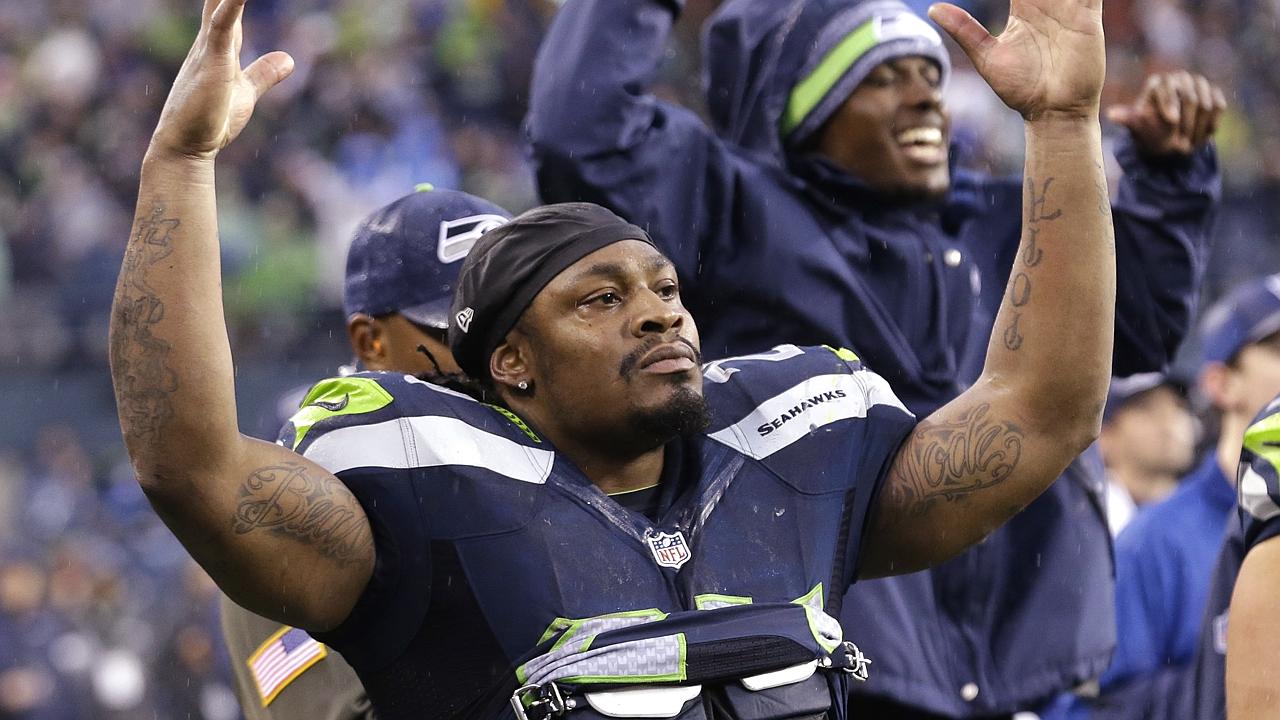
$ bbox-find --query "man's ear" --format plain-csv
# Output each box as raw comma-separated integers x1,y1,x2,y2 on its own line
1200,362,1235,413
489,330,532,394
347,314,383,366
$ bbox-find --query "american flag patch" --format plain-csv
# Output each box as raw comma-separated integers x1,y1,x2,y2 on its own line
248,626,328,706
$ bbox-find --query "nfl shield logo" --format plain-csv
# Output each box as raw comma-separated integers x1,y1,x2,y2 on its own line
647,531,691,570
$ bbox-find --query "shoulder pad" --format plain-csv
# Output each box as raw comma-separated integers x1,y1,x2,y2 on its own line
1239,396,1280,527
288,375,396,450
702,345,910,460
703,345,862,386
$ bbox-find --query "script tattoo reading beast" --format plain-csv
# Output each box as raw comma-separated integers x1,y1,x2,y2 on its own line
233,462,374,567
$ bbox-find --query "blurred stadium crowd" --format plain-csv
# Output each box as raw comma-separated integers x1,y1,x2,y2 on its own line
1,0,1279,717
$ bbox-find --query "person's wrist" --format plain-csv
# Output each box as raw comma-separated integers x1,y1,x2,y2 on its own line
144,135,219,166
1025,109,1101,140
1023,105,1101,125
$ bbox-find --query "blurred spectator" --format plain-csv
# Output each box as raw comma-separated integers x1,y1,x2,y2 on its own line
1096,275,1280,716
1098,373,1197,535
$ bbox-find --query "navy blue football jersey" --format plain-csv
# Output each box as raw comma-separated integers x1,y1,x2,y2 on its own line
1186,397,1280,720
280,345,915,719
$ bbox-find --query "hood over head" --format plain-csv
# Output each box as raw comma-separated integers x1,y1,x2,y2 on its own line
703,0,950,165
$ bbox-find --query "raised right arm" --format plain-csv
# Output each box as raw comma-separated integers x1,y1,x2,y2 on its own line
860,0,1115,576
109,0,371,632
527,0,731,276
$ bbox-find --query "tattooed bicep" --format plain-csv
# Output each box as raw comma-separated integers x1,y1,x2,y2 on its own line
232,462,374,568
884,403,1025,518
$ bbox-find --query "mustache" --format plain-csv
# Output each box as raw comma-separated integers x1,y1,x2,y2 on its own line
619,337,701,379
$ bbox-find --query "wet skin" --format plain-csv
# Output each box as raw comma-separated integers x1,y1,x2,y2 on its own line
493,239,706,461
816,56,951,201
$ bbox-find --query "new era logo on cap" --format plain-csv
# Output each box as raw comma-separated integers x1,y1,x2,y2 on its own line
438,215,509,264
455,307,475,333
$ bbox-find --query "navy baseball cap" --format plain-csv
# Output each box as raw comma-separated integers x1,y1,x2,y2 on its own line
1199,274,1280,367
1104,372,1188,422
343,186,512,328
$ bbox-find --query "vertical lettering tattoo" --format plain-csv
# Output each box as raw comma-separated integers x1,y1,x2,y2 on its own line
233,463,373,566
887,403,1025,516
1002,313,1024,350
1010,273,1032,307
1003,176,1062,351
1022,227,1045,267
1027,177,1063,224
111,203,181,444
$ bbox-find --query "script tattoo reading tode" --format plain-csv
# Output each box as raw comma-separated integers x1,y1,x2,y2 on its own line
233,463,373,567
888,403,1024,515
111,203,181,444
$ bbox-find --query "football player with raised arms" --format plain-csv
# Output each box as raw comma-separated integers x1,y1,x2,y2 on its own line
110,0,1115,717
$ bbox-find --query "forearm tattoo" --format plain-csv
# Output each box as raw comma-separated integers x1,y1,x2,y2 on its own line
1003,177,1062,351
232,463,373,567
887,403,1024,517
111,203,180,444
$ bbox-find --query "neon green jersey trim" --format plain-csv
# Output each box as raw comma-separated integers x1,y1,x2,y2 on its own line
289,377,394,449
780,19,878,136
793,583,825,610
519,609,669,684
801,605,841,653
823,345,860,362
532,610,668,652
1244,410,1280,477
793,583,840,653
694,593,753,610
485,404,541,443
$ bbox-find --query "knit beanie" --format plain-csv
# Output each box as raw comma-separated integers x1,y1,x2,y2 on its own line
781,0,951,144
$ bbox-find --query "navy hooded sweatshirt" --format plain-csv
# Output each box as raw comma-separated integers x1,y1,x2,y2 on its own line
526,0,1220,715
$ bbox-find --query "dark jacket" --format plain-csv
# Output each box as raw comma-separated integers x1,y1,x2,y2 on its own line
526,0,1220,714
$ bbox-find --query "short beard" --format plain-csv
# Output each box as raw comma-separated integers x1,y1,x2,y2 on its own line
628,384,711,443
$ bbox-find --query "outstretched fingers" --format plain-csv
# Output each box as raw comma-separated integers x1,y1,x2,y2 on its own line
207,0,248,54
928,3,994,66
201,0,221,27
244,51,296,102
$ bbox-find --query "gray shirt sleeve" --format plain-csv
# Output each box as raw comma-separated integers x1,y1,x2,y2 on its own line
218,594,376,720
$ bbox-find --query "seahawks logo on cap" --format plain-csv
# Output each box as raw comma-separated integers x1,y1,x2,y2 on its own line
455,307,474,333
438,215,509,264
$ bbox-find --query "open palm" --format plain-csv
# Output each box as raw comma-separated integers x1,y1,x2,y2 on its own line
152,0,293,159
930,0,1104,120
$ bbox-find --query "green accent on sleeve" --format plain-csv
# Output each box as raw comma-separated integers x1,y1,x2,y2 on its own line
780,19,878,136
414,182,435,193
290,377,395,449
693,593,754,610
1243,410,1280,477
823,345,860,362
